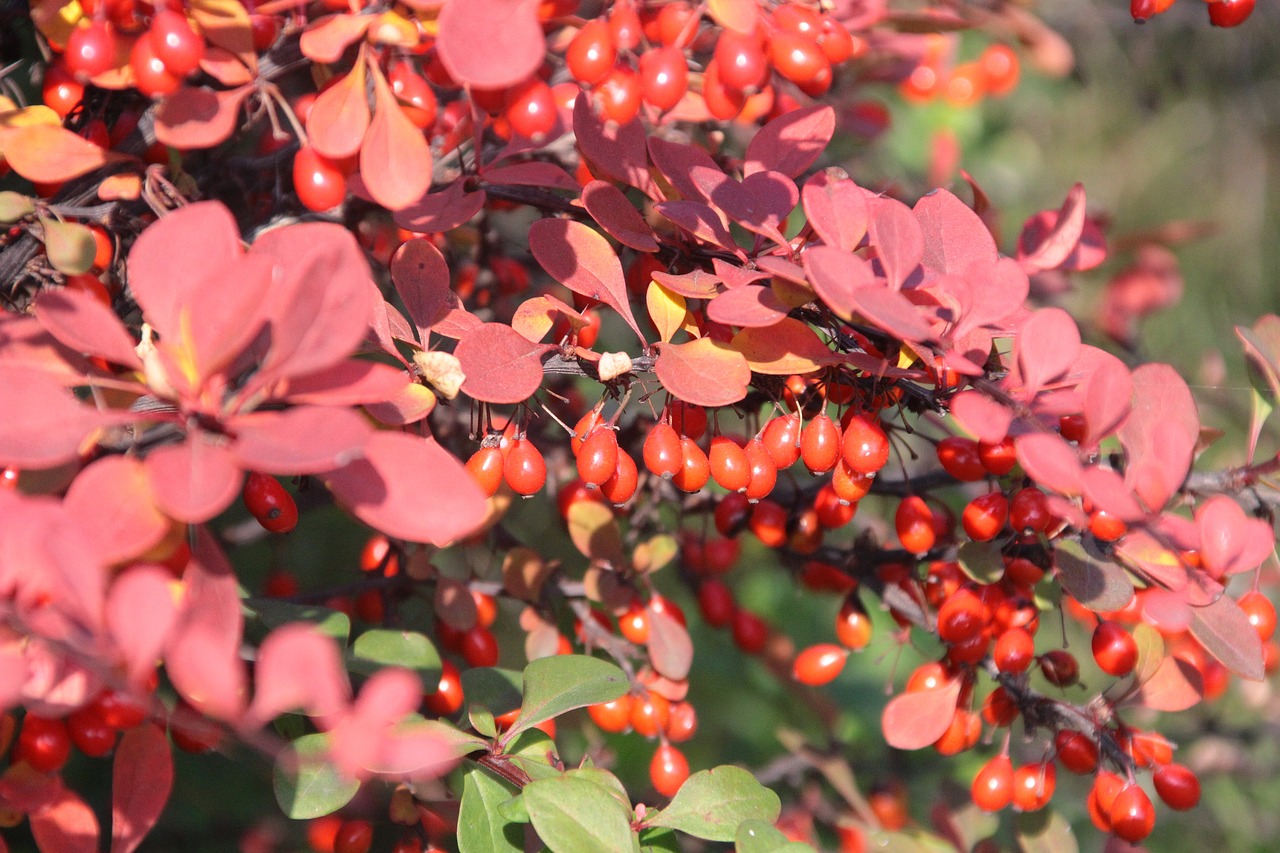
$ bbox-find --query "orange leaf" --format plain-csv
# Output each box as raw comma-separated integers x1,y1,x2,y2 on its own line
707,0,759,32
155,85,253,150
729,318,839,375
307,58,370,160
654,338,750,407
4,125,127,183
360,61,432,211
189,0,257,73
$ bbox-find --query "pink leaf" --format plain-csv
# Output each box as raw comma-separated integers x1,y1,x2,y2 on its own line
706,285,788,328
653,339,751,407
30,788,99,853
1081,354,1132,446
647,606,693,681
110,725,173,853
231,407,371,474
144,436,242,524
370,727,459,780
1016,308,1080,395
5,125,126,183
1191,594,1265,681
851,285,933,342
653,201,740,254
582,181,659,252
280,361,415,406
1134,655,1203,712
128,202,243,342
1119,363,1198,506
436,0,542,88
1139,588,1192,635
299,13,373,63
168,253,275,388
881,677,962,750
529,218,646,343
394,180,487,234
574,98,658,198
455,322,553,404
743,105,835,179
154,85,254,149
107,566,180,686
482,161,581,192
360,62,432,211
709,170,799,246
1016,183,1087,273
329,668,425,775
647,137,721,203
325,432,487,546
0,365,119,468
651,270,721,299
867,196,924,290
955,258,1028,336
949,391,1013,443
65,456,169,566
913,188,997,275
1015,432,1082,496
390,237,450,341
712,259,769,290
33,290,141,369
247,624,351,730
363,383,439,426
1080,466,1147,522
306,63,370,160
801,171,868,253
802,245,875,319
166,530,247,720
1196,496,1273,577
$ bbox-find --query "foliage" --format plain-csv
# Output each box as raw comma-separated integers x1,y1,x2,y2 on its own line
0,0,1274,850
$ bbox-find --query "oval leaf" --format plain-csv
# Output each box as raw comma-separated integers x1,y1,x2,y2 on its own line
744,105,834,179
1053,539,1134,613
1016,308,1080,395
654,338,751,406
111,724,173,853
522,776,635,853
529,218,646,343
350,629,442,682
802,172,869,254
649,766,781,841
1015,432,1082,496
707,285,788,329
730,318,837,375
867,196,924,290
1190,594,1265,681
307,62,370,160
360,62,432,211
455,322,551,404
507,655,628,739
881,677,963,750
6,124,124,183
583,180,658,252
273,732,359,819
436,0,543,89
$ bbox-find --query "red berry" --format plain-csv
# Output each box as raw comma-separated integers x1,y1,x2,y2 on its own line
714,29,769,92
293,145,348,211
937,436,985,481
993,627,1035,674
504,79,557,140
242,472,298,534
701,58,746,120
801,413,841,474
334,819,373,853
42,63,85,119
424,660,464,716
1012,762,1056,812
962,492,1008,542
1239,591,1276,642
672,436,710,492
576,427,619,487
971,754,1014,812
831,460,873,504
814,484,856,528
1054,730,1098,774
977,437,1017,476
979,43,1019,96
1208,0,1254,27
937,587,986,645
792,643,848,686
1153,763,1201,811
895,496,936,554
388,61,438,129
1039,649,1079,687
598,65,642,124
743,438,778,501
1109,784,1155,844
66,20,116,80
1091,620,1138,677
504,437,547,496
460,626,500,667
835,595,872,650
698,579,735,627
16,715,72,773
841,413,889,474
1089,509,1128,542
709,436,751,493
169,700,222,754
669,402,707,440
588,694,633,733
600,449,639,505
466,445,504,496
567,19,617,85
68,706,116,757
644,422,683,480
1009,487,1051,534
619,600,650,644
149,9,205,78
650,743,689,797
762,414,801,470
749,499,788,549
731,608,768,654
638,46,689,111
629,692,670,738
769,31,829,86
130,32,182,97
665,701,697,743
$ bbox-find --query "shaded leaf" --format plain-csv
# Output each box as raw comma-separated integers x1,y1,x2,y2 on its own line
188,0,256,69
110,725,172,853
455,322,551,404
653,200,740,253
30,788,99,853
273,733,359,819
325,432,487,546
729,319,837,375
107,567,180,686
248,624,351,729
651,270,721,299
1054,539,1134,613
566,501,624,565
1134,654,1204,712
956,540,1004,584
1016,308,1080,395
744,105,834,179
391,238,454,338
529,218,646,343
707,285,788,328
508,655,628,739
649,766,781,841
881,677,962,750
648,137,721,203
34,289,141,368
395,180,487,233
143,436,242,524
484,161,581,192
654,339,751,406
461,668,523,717
802,245,875,320
851,285,933,342
1015,809,1077,853
1081,354,1132,446
1017,183,1087,273
154,85,253,149
1015,432,1081,496
575,99,657,199
583,180,658,252
523,776,635,853
245,599,350,643
460,768,523,853
350,629,442,683
436,0,543,89
735,820,792,852
1190,594,1265,681
361,62,432,211
647,606,693,681
866,196,924,290
1080,466,1145,523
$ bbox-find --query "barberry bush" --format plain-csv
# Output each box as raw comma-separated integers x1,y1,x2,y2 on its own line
0,0,1274,850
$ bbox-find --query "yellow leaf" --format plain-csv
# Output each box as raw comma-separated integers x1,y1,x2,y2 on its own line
646,281,688,344
189,0,257,72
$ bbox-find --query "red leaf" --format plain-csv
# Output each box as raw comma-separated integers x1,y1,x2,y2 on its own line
1016,183,1087,273
1134,655,1203,712
167,254,275,388
110,724,173,853
706,285,788,328
280,361,416,406
394,180,487,234
166,529,247,720
482,161,581,192
955,258,1028,336
144,436,242,524
1081,354,1132,446
360,62,432,211
1119,363,1198,508
0,364,119,468
30,788,99,853
582,181,659,252
881,677,962,750
390,238,451,340
730,317,839,375
5,124,126,183
647,137,721,203
712,259,769,290
436,0,543,89
949,391,1013,443
801,171,869,253
802,245,875,319
575,98,658,199
1191,594,1265,681
867,196,924,290
653,339,751,407
1139,587,1192,635
454,322,552,404
1196,496,1273,576
708,170,799,246
231,406,372,474
529,218,646,343
306,62,370,160
154,85,253,149
247,624,351,730
107,567,180,687
913,188,997,275
647,606,693,681
299,13,373,62
651,270,721,299
744,105,835,179
128,202,243,342
34,289,141,369
325,432,488,546
65,456,169,566
653,201,741,254
1016,308,1080,395
1015,432,1082,496
852,285,933,342
1080,466,1146,522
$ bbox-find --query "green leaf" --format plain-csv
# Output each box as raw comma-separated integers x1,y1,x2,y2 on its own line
523,776,635,853
1016,808,1078,853
497,790,531,824
350,629,441,682
469,706,498,739
735,819,791,852
957,540,1004,584
462,667,523,717
40,216,96,275
565,767,631,812
0,192,34,224
649,766,781,841
506,729,562,782
413,719,488,759
272,733,359,819
246,598,351,644
458,768,524,853
638,827,682,852
507,655,629,739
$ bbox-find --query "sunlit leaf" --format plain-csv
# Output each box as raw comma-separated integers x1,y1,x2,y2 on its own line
273,733,359,819
454,322,552,404
306,61,370,159
529,218,646,344
881,677,962,750
523,776,635,852
360,61,432,211
648,766,781,841
507,655,628,739
436,0,543,88
654,338,751,406
110,725,173,853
